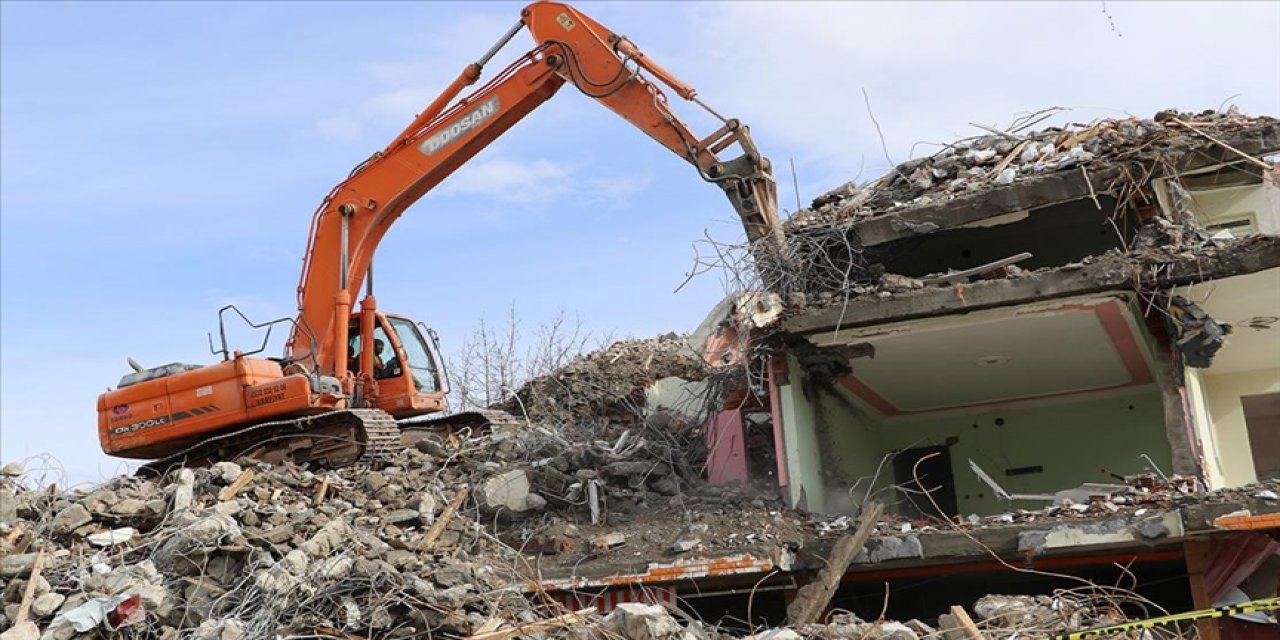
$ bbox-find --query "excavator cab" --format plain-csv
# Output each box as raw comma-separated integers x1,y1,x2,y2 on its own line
347,311,447,418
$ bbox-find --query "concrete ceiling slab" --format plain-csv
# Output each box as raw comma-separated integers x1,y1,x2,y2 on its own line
807,296,1155,416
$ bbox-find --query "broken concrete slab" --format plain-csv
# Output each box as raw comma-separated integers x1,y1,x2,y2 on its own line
1016,511,1183,554
782,236,1280,336
789,113,1280,246
854,534,924,564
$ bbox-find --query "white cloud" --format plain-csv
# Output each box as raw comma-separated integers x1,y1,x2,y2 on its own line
312,10,527,142
437,156,573,206
427,153,654,210
676,1,1280,193
582,174,654,207
363,87,437,121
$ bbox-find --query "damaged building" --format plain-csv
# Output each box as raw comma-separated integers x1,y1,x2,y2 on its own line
711,109,1280,514
690,109,1280,633
3,110,1279,640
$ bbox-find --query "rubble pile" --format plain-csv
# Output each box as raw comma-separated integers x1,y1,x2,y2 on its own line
0,451,1167,640
1,456,559,639
789,109,1278,228
0,393,785,640
3,460,1274,638
497,334,711,427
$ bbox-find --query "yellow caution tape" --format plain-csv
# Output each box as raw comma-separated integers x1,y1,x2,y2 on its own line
1044,597,1280,640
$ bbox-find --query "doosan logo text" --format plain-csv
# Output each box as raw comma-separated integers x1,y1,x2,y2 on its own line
419,97,500,155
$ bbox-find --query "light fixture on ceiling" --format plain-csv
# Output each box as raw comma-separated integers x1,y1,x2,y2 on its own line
976,355,1010,366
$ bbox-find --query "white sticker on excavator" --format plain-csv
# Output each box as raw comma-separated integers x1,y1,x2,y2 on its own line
418,96,500,155
196,385,213,397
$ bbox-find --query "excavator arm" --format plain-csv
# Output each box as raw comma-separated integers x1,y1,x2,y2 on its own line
287,1,780,376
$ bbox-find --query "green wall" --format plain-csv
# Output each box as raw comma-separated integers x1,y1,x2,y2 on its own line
784,382,1173,517
816,390,887,514
776,356,826,512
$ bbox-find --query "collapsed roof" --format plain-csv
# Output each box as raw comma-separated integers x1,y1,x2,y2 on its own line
753,109,1280,306
788,109,1278,234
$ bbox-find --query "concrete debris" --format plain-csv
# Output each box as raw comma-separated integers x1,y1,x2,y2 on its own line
3,302,1279,639
0,622,38,640
1169,295,1233,368
478,469,541,514
671,537,701,553
30,593,65,619
794,111,1277,227
497,334,710,426
765,109,1278,302
50,505,92,536
2,443,1275,639
601,603,685,639
85,527,137,547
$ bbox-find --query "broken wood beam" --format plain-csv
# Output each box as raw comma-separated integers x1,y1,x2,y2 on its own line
13,549,46,626
313,476,331,505
218,469,256,501
420,486,469,550
786,501,884,625
947,605,985,640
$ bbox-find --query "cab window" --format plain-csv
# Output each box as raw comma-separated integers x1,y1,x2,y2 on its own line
388,317,441,392
347,323,396,379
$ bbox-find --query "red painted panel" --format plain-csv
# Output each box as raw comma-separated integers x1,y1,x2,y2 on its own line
706,409,749,485
768,357,789,487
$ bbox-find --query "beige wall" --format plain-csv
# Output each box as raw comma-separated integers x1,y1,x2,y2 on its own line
1184,368,1227,487
1175,267,1280,489
1188,180,1280,235
1201,369,1280,487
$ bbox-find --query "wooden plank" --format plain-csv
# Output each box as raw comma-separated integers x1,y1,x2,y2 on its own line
313,476,331,505
948,605,985,640
786,501,884,625
420,487,469,550
218,469,256,501
937,613,967,640
920,252,1033,285
13,550,46,625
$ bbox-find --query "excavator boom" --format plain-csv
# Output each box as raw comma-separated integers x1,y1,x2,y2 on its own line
288,1,780,375
98,1,780,471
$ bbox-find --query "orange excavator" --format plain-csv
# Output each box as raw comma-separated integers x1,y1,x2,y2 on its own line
97,1,780,474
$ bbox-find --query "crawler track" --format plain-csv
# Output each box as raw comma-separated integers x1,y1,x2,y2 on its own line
138,409,400,477
398,409,522,447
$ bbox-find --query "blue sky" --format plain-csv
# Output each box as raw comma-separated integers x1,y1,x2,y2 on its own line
3,1,1277,484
